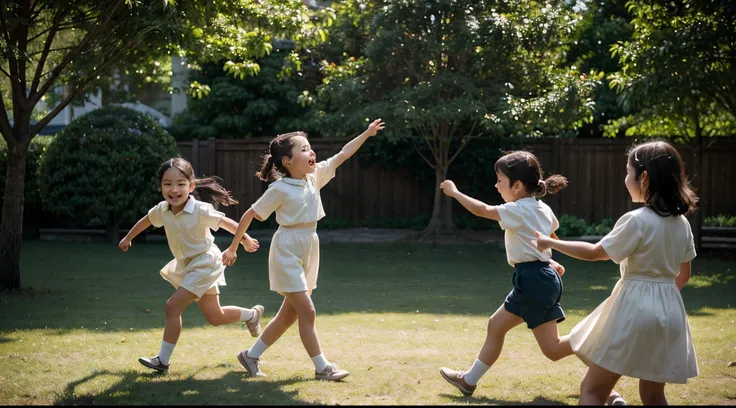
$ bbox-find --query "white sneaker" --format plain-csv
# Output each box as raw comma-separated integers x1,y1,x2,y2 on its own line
246,305,264,337
315,363,349,381
237,349,266,377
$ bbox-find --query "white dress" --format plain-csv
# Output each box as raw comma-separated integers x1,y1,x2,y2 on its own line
570,207,699,384
147,197,227,298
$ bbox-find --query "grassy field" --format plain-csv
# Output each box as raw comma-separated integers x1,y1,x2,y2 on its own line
1,239,735,405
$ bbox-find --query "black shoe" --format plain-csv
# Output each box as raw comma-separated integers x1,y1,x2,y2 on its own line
138,355,170,372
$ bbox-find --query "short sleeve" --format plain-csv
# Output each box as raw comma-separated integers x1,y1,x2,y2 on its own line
147,201,167,228
551,212,559,233
314,155,338,189
197,202,225,231
496,202,524,230
251,183,286,220
600,211,643,264
681,217,697,263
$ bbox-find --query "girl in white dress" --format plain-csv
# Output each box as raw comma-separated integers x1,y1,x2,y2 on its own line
119,158,264,372
222,119,386,381
535,140,699,405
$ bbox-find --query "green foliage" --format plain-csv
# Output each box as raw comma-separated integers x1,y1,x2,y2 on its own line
703,215,736,228
557,214,614,237
37,106,178,229
0,136,55,226
605,1,736,141
168,53,314,140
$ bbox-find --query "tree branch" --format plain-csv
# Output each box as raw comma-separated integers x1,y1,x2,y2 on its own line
412,137,437,169
0,95,12,141
0,5,25,109
30,33,144,137
30,0,127,107
30,9,65,95
447,121,479,166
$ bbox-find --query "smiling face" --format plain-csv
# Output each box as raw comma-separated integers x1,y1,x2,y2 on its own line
160,167,195,210
283,136,316,179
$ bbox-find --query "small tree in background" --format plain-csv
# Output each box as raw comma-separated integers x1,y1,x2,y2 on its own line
38,106,178,242
307,0,599,237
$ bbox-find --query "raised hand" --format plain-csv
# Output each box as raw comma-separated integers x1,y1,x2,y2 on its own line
366,118,386,136
439,180,459,197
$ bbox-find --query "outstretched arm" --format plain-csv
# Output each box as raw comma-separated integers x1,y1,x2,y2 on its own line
332,119,385,168
439,180,500,221
222,207,259,266
119,215,152,252
219,216,260,253
534,232,610,261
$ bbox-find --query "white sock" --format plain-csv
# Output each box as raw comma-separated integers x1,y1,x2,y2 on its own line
311,353,330,373
239,308,254,322
248,338,269,359
463,359,491,385
158,340,176,365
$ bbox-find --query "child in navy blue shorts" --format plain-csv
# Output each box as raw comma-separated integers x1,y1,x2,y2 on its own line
437,151,624,404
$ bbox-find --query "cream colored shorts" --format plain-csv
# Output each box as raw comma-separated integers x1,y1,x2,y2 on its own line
268,226,320,294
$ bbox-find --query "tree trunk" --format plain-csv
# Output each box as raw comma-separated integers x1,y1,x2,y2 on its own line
420,166,456,241
0,138,30,290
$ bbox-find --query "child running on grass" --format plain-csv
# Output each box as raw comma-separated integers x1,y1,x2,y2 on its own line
119,158,263,372
221,119,386,381
534,140,698,405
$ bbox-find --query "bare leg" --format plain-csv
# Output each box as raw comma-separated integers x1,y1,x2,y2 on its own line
283,290,322,357
476,305,524,365
197,294,245,326
259,296,298,346
579,364,622,405
639,379,667,405
162,287,198,344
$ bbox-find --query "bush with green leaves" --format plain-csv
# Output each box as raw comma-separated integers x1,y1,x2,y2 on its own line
703,215,736,228
0,135,55,227
557,215,614,237
38,106,179,238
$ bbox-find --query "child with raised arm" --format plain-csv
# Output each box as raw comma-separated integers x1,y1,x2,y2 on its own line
221,119,386,381
119,158,263,372
438,151,625,404
535,140,698,405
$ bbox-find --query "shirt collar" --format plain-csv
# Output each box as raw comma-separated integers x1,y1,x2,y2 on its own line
167,196,196,214
281,177,305,186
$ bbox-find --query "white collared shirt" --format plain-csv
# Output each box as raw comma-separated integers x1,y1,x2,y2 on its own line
251,156,338,226
497,197,559,267
147,196,225,259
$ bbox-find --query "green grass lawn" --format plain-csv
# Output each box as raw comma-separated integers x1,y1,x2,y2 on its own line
1,239,735,405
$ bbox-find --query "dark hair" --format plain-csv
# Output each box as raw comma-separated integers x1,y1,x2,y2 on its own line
627,140,698,216
256,131,305,182
493,150,568,198
157,158,238,209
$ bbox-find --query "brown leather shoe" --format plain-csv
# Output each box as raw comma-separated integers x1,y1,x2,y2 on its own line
440,367,476,396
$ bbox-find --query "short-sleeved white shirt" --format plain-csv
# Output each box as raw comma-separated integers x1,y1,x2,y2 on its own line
497,197,559,267
251,156,338,225
147,196,225,260
600,207,696,279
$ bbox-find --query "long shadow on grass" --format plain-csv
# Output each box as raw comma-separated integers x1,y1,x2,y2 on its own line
6,241,735,333
441,393,571,405
54,368,308,405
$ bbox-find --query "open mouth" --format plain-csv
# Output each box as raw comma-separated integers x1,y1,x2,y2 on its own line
308,158,316,167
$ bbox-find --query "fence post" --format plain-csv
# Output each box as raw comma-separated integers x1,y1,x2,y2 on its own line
207,137,217,177
693,139,703,252
191,139,199,175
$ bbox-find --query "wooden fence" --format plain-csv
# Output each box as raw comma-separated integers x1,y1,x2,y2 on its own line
178,137,736,246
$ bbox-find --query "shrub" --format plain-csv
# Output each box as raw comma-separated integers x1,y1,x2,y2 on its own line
703,214,736,228
38,106,179,240
557,214,589,237
0,135,56,227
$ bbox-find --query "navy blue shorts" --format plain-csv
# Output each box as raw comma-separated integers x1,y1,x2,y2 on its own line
504,260,565,329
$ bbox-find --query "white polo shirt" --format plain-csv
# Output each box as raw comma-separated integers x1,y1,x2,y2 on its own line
147,196,225,260
497,197,559,267
251,156,338,226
